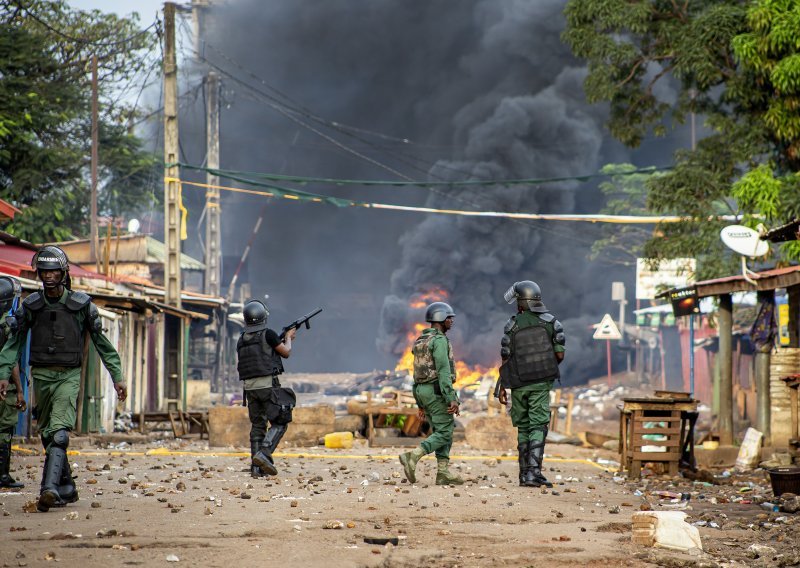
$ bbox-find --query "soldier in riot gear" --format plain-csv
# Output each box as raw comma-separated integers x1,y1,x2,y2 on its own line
0,246,126,511
399,301,464,486
0,276,25,488
495,281,565,488
237,299,297,478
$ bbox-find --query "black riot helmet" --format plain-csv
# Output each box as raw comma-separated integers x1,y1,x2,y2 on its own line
243,300,269,332
425,302,455,323
0,276,21,314
32,245,70,289
504,280,548,313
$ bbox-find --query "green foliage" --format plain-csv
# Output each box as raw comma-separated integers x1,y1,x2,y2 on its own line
564,0,800,276
0,0,160,243
383,414,407,429
590,163,663,266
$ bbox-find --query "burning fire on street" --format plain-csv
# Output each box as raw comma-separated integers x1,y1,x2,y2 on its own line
395,290,499,390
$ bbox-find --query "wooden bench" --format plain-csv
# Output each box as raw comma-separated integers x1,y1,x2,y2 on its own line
364,392,426,447
133,411,209,439
620,397,698,479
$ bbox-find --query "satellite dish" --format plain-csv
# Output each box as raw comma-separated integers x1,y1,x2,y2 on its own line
720,225,769,257
127,218,141,234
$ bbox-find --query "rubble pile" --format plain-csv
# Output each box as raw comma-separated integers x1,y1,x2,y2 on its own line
608,463,800,563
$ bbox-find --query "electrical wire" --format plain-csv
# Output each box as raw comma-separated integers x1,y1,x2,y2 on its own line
12,1,159,48
177,163,668,189
187,32,618,246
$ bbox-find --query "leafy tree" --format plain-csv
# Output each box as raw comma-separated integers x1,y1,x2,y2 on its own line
563,0,800,278
590,163,664,266
0,0,160,242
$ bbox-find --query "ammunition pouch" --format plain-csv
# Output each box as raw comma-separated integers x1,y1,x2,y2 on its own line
267,387,296,425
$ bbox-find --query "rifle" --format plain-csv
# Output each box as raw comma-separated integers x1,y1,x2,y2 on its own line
279,308,323,340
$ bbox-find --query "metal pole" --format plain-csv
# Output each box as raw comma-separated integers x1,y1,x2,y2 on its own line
204,72,221,296
91,55,99,272
718,294,734,445
618,297,630,373
225,205,266,303
606,339,612,387
163,2,181,308
689,313,695,395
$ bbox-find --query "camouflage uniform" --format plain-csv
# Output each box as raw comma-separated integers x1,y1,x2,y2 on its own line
400,328,463,485
412,329,458,460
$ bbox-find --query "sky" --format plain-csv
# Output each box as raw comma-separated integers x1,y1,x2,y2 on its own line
68,0,163,19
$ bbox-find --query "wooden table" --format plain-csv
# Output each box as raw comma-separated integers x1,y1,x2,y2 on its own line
620,397,698,479
364,392,424,448
132,411,209,439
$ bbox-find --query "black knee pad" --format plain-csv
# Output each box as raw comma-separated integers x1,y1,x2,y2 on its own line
51,430,69,451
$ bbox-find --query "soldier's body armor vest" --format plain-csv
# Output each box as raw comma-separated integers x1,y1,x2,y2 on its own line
505,322,560,388
237,330,283,380
25,291,89,368
412,332,455,384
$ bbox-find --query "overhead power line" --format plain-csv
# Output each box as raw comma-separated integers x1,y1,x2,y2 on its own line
170,176,739,225
177,162,671,189
13,2,159,48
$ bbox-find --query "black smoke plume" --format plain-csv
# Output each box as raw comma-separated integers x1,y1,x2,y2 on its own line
176,0,677,380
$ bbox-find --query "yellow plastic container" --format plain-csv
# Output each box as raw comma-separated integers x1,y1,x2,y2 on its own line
324,431,354,449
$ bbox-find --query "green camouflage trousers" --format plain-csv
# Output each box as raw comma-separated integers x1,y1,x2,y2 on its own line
510,381,553,444
0,387,19,444
413,383,454,460
32,367,81,443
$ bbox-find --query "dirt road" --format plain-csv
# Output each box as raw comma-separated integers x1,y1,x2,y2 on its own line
0,441,795,567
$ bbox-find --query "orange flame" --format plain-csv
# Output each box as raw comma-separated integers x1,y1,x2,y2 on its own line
408,288,449,309
395,290,499,389
395,322,426,373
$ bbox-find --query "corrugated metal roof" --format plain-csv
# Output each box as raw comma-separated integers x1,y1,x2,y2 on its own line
144,236,205,271
48,234,204,271
659,265,800,297
0,199,21,221
0,242,109,279
763,219,800,243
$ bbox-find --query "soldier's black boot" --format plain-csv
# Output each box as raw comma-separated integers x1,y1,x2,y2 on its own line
518,442,537,487
517,442,531,487
250,438,265,478
0,437,23,488
58,461,78,505
37,450,66,511
527,438,553,488
37,430,68,512
253,424,287,476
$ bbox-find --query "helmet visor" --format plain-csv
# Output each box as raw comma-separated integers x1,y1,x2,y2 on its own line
503,284,518,304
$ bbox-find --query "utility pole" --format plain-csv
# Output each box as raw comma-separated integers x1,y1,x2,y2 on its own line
611,282,629,373
90,55,100,272
193,0,226,393
163,2,184,412
163,2,181,309
205,72,221,296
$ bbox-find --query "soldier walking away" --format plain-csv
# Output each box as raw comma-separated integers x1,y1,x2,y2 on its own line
0,246,127,511
495,281,565,488
236,300,297,478
399,302,464,486
0,276,25,488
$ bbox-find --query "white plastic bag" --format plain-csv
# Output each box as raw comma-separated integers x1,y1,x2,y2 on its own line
632,511,703,552
735,427,763,471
